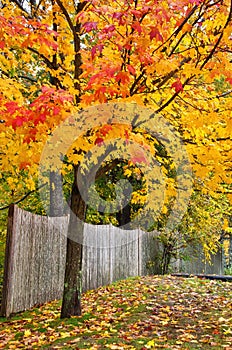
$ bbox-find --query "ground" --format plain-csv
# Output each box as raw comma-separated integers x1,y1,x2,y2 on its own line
0,275,231,349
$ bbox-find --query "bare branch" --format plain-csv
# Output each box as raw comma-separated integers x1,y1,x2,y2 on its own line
200,0,232,69
155,76,193,114
152,5,199,55
55,0,87,103
0,183,46,211
10,0,32,17
18,74,37,83
28,47,54,70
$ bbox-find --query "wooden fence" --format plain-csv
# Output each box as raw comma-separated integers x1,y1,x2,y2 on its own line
0,205,160,317
0,205,223,317
1,205,67,317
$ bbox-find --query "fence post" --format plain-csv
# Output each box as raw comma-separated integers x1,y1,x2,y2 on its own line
0,204,15,317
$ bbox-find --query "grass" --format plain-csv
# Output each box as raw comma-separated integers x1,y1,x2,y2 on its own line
0,275,231,349
224,267,232,275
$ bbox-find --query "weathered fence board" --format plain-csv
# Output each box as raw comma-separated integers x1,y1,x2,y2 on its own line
81,224,157,291
171,245,223,275
0,205,223,317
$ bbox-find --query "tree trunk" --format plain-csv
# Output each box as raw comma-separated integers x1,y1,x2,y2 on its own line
61,166,86,318
49,171,64,217
161,244,172,275
116,204,131,228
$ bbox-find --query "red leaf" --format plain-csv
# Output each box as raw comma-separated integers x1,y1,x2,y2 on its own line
12,115,27,130
19,162,31,170
115,71,130,84
94,87,107,103
91,44,104,59
53,106,60,115
102,24,115,33
131,9,141,17
112,12,125,25
127,65,136,76
149,27,163,41
124,129,130,140
94,137,104,146
189,0,204,4
132,21,142,34
0,40,5,49
226,76,232,85
23,129,37,143
83,21,98,32
171,79,183,93
100,125,112,136
5,101,19,114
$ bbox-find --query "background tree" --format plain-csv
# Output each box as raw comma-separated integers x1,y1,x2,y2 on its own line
158,185,231,274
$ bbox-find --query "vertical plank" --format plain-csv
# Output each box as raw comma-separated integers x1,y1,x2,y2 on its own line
0,205,15,317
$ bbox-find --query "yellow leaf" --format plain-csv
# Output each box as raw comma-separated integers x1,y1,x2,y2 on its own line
60,331,71,338
146,339,155,348
223,218,228,230
24,329,31,337
162,206,168,214
124,168,132,177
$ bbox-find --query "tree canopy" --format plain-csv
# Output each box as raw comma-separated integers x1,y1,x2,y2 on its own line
0,0,231,200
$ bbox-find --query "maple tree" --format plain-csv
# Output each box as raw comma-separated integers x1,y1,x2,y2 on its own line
158,186,230,274
0,0,232,318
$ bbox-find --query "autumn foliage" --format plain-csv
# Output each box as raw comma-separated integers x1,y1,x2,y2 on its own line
0,0,231,196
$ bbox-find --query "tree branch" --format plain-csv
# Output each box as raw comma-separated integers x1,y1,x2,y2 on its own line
18,74,37,83
55,0,77,38
200,0,232,69
28,47,54,70
55,0,87,103
130,69,146,95
152,5,198,55
10,0,32,17
155,76,193,114
0,183,47,211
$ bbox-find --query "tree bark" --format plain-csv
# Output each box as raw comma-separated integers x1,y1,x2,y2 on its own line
116,204,131,228
60,166,86,318
49,171,64,217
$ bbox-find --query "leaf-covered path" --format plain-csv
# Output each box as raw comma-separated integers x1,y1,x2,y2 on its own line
0,275,231,349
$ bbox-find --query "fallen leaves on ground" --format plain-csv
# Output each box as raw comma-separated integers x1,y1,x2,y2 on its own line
0,275,231,349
